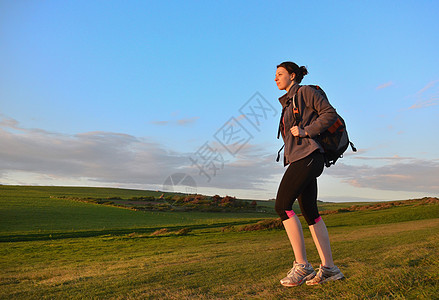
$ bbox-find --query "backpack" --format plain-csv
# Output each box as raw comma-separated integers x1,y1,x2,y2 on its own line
277,85,357,167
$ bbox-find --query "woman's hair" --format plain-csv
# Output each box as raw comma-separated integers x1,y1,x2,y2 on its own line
277,61,308,83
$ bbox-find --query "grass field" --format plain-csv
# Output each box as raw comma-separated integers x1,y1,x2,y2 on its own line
1,186,438,299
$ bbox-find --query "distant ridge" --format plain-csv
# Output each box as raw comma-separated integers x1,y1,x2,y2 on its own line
320,197,439,215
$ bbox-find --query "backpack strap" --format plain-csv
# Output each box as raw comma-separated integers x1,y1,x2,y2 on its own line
276,99,290,162
276,87,303,162
292,93,301,123
292,88,302,145
350,141,357,152
276,144,284,162
277,98,291,139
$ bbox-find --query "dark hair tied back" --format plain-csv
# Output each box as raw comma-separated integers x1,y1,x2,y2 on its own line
277,61,308,83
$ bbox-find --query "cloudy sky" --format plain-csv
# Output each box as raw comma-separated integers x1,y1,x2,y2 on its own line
1,1,438,201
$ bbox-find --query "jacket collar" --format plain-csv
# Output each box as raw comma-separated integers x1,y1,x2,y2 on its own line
278,83,300,107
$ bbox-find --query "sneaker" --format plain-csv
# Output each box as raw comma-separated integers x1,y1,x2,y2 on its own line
306,264,344,285
280,262,316,287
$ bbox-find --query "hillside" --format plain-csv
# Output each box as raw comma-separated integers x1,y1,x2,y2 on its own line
0,186,438,299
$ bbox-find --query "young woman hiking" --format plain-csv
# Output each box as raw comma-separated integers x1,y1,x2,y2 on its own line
274,61,344,286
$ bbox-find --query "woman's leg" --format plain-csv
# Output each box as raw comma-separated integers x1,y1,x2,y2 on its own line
296,155,334,268
306,216,344,285
275,152,324,264
282,213,307,264
298,179,335,267
309,218,334,268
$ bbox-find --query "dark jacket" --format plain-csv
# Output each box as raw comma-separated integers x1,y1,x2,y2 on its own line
279,83,338,165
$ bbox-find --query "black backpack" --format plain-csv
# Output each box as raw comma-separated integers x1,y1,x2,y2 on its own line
277,85,357,167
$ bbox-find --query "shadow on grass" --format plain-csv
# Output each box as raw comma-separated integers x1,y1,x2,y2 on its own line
0,219,265,243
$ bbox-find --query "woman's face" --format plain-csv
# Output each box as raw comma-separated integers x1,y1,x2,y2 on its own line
275,67,295,91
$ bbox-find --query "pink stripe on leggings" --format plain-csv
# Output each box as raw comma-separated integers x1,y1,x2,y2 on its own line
314,216,322,224
285,210,295,219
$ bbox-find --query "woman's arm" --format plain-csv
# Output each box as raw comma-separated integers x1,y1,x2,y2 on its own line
300,86,338,138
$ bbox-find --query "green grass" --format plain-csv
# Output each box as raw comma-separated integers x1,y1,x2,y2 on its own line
0,185,274,242
1,186,438,299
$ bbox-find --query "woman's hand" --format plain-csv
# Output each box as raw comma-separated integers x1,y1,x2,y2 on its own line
290,126,308,137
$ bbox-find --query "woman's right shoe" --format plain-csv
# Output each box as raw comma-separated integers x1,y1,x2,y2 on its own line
280,261,316,287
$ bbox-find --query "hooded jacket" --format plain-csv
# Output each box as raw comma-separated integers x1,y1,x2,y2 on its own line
278,83,338,166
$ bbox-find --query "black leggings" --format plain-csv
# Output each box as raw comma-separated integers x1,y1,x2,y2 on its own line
275,151,324,225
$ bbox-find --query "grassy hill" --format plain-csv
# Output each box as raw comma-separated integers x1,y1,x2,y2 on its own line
1,185,438,299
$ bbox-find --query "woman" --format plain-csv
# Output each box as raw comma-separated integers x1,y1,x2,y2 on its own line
274,61,344,286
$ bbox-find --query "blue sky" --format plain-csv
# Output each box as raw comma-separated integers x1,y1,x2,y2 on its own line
1,0,438,201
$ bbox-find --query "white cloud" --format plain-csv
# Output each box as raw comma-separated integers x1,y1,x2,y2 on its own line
0,116,283,197
352,155,414,161
408,79,439,110
325,159,439,194
417,79,439,95
150,120,170,126
376,81,394,90
2,115,437,199
0,117,190,187
408,98,438,110
151,116,200,126
177,117,200,126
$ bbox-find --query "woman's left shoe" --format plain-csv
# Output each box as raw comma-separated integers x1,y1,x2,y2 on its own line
305,264,344,285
